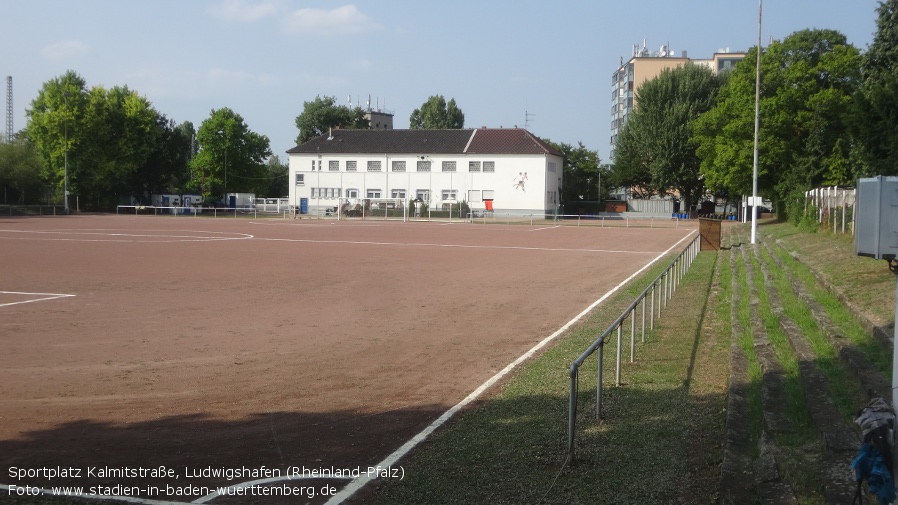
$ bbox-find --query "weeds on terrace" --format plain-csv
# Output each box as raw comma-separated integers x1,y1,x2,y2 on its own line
729,233,764,460
762,235,891,377
760,222,895,327
758,244,870,418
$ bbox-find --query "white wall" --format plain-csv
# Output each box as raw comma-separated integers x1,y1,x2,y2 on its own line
288,152,561,214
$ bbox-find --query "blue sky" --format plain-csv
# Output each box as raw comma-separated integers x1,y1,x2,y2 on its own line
2,0,881,161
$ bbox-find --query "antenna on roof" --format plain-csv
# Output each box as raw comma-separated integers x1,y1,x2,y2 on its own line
525,110,535,130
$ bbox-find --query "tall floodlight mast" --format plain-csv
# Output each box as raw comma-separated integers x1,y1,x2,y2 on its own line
751,0,762,244
5,76,12,143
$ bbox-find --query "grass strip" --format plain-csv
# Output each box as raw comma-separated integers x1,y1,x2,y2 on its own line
373,250,725,504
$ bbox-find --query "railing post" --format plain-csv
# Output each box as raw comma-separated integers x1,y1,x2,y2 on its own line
616,324,622,386
629,307,635,363
596,345,604,419
650,283,656,330
641,295,646,342
658,270,670,317
568,366,578,463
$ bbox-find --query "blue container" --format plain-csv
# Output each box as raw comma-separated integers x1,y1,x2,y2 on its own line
300,198,309,214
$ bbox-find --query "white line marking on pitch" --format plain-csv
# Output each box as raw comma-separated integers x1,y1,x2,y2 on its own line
0,229,253,242
323,230,699,504
255,237,659,255
0,291,75,308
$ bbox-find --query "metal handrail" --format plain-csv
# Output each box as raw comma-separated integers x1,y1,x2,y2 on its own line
566,234,700,463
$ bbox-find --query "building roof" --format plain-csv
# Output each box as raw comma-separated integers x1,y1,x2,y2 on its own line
286,128,562,157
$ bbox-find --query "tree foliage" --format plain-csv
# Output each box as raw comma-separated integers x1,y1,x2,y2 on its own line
0,134,44,204
611,63,721,210
264,155,288,198
25,70,171,209
851,0,898,176
542,139,601,210
25,70,87,204
294,96,369,145
130,118,195,202
409,95,464,129
190,108,272,198
694,29,861,217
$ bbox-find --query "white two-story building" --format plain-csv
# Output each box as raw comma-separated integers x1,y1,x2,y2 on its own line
285,128,564,217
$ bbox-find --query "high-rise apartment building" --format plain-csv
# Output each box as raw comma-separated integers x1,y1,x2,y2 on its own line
610,43,745,161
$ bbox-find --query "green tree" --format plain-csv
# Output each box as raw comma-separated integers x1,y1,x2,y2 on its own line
294,96,369,145
25,70,87,207
77,85,163,208
26,71,166,210
129,118,195,203
695,29,860,218
409,95,464,129
0,134,45,204
190,108,272,198
263,155,288,198
851,0,898,176
543,139,601,211
611,63,720,211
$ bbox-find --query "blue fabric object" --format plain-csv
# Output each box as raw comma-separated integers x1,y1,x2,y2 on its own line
853,442,896,505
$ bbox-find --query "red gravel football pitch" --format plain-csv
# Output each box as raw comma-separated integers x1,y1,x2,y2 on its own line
0,214,696,504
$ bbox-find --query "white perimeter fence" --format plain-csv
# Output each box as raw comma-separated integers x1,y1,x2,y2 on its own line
566,234,701,463
805,186,855,235
115,202,699,229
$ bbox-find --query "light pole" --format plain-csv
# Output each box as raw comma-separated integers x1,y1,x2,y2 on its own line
751,0,762,244
317,155,321,219
63,90,69,214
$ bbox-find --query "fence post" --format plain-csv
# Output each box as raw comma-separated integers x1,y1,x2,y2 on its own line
630,307,636,363
650,283,656,330
616,325,623,386
567,366,578,463
658,269,670,310
596,345,604,419
641,295,646,342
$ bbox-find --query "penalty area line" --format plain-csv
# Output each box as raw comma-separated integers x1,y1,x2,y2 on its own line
0,291,76,308
324,229,698,504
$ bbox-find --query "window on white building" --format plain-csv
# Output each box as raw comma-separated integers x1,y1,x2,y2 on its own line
468,190,482,202
416,160,431,172
295,173,304,186
346,161,357,172
442,161,456,172
442,189,457,201
469,161,481,172
367,189,382,198
346,188,359,198
483,161,495,173
482,189,495,200
329,160,339,171
313,188,341,198
392,189,406,199
416,189,430,202
392,160,406,172
367,161,382,172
